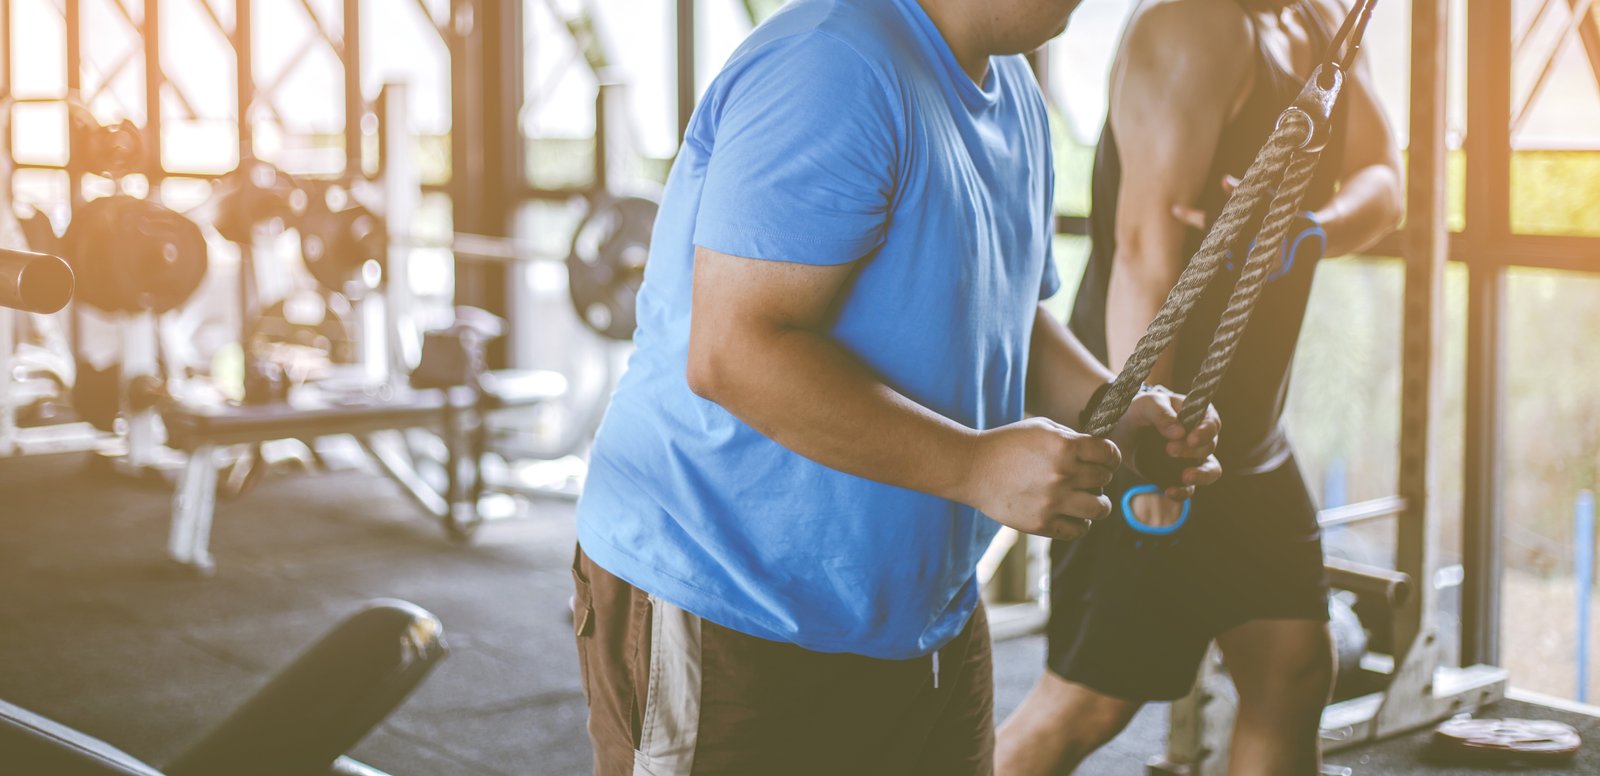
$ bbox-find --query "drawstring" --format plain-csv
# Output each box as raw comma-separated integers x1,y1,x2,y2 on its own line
931,649,941,689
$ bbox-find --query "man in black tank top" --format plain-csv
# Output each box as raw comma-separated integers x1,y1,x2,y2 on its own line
997,1,1402,774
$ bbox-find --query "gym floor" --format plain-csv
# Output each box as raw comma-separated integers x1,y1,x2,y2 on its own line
0,452,1593,775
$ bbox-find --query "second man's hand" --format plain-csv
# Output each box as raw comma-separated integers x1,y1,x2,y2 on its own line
1117,388,1223,502
956,418,1121,542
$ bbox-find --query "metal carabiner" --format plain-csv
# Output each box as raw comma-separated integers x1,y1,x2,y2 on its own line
1321,0,1380,86
1280,0,1379,153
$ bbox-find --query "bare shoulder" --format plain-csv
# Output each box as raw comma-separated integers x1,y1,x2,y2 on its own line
1306,0,1352,33
1117,0,1254,96
1124,0,1252,53
1305,0,1382,86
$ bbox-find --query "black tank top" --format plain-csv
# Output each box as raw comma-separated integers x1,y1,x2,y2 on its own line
1070,0,1347,474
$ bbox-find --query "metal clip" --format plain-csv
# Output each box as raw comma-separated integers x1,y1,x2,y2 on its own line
1324,0,1379,83
1279,64,1343,152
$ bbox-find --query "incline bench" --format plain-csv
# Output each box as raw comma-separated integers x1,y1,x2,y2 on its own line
162,370,566,573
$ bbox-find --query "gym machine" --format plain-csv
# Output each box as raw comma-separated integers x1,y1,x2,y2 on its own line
1,228,447,776
1143,2,1509,772
0,242,76,449
0,83,650,572
0,98,216,474
0,102,147,460
158,79,652,572
980,2,1513,772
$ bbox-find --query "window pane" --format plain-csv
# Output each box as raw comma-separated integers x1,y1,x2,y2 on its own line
1509,0,1600,237
363,0,452,185
1500,267,1600,701
251,0,347,175
1285,258,1408,509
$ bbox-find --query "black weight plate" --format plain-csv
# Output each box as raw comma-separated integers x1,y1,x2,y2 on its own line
64,196,131,312
566,194,657,340
298,201,346,291
107,198,208,313
214,161,305,245
300,200,385,294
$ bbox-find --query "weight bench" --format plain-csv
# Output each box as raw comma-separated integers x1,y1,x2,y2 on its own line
0,600,446,776
162,370,564,572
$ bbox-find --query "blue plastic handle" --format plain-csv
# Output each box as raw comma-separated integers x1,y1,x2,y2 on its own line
1120,484,1191,536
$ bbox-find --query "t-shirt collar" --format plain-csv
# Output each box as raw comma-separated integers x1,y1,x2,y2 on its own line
892,0,1002,111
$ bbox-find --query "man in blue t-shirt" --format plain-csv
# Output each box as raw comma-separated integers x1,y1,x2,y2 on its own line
571,0,1221,773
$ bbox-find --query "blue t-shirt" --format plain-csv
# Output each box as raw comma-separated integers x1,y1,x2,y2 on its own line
576,0,1058,660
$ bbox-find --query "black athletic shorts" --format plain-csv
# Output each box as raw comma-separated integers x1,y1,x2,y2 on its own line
1045,453,1329,702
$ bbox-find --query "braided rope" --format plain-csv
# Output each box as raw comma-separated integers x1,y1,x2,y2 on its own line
1176,148,1321,429
1083,110,1320,439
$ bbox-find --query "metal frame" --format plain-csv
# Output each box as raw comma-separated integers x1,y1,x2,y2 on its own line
1151,3,1519,770
1461,0,1515,669
1456,0,1600,669
448,0,524,368
1037,0,1595,685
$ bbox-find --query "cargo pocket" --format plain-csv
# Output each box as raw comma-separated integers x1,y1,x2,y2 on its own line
572,545,596,702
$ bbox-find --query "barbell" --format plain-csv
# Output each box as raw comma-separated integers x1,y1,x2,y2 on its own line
292,192,659,342
53,157,658,339
0,247,74,315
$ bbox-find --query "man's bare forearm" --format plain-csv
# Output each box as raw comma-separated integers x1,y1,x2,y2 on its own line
1106,237,1183,388
1026,306,1115,427
691,324,980,505
1314,164,1403,257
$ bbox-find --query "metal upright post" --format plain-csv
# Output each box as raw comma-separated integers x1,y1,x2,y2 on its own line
449,0,520,368
235,0,257,350
2,0,11,194
64,0,84,376
236,0,253,160
343,0,363,176
380,83,418,380
0,1,15,456
1394,0,1450,667
1461,0,1514,670
64,0,80,101
676,0,695,141
1576,491,1596,702
143,0,162,186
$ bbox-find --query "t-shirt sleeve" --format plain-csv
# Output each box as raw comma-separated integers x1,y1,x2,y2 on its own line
693,33,899,265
